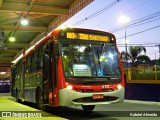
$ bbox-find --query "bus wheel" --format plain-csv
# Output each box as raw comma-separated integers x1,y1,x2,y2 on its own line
36,89,44,110
82,105,95,112
16,89,20,102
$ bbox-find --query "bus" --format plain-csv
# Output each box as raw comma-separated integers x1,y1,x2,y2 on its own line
11,28,124,111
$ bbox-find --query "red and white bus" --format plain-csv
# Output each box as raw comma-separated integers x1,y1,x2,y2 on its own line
11,28,124,111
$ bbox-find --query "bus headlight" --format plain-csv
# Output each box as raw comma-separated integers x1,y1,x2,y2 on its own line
67,85,73,90
117,84,122,89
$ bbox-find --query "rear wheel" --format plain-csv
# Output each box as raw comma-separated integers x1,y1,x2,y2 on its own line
36,89,44,110
16,89,20,103
82,105,95,112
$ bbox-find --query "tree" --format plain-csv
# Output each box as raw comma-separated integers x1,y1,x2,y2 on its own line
121,46,148,64
137,55,150,63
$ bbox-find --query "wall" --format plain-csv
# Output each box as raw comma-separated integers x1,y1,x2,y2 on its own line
124,68,160,102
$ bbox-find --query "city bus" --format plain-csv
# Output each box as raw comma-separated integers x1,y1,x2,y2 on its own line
11,28,124,111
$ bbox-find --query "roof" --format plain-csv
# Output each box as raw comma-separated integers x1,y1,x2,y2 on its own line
0,0,93,66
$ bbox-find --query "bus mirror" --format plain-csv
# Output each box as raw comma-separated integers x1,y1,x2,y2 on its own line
54,41,61,56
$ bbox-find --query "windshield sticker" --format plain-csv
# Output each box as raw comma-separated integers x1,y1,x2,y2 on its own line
97,69,104,76
73,64,91,76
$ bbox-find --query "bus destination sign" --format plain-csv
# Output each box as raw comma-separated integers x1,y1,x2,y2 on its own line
66,32,109,42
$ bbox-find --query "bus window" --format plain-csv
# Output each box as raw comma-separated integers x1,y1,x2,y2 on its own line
43,45,49,80
61,43,120,77
93,45,120,76
37,46,43,70
26,55,31,74
61,43,96,76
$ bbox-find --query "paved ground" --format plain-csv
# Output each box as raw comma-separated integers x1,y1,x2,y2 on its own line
0,93,160,120
0,93,66,120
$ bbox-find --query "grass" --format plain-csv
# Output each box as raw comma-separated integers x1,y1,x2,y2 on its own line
131,72,160,80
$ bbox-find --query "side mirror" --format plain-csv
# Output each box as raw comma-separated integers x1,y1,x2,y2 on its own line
54,41,61,56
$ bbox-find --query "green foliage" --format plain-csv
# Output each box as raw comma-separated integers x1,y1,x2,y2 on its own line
121,46,150,64
156,59,160,65
137,55,150,63
131,72,160,80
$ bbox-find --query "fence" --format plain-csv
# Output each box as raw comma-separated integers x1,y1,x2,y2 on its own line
124,65,160,101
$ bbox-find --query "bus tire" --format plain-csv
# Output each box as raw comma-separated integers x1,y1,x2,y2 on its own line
16,89,20,103
82,105,95,112
36,88,44,110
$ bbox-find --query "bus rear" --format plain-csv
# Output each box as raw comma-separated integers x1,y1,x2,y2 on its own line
52,28,124,111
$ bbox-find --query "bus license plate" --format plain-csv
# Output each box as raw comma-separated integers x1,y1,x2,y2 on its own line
92,94,104,100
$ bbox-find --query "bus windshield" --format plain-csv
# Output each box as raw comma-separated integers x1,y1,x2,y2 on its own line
61,43,120,77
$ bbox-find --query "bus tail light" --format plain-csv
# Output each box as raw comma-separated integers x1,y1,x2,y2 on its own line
49,91,52,99
49,91,53,105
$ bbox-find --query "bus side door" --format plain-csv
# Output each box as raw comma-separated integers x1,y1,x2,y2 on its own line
43,42,55,104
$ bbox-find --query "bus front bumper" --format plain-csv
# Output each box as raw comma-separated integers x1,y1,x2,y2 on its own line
58,87,124,106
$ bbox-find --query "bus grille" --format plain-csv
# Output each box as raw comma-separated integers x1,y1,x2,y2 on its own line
72,96,119,103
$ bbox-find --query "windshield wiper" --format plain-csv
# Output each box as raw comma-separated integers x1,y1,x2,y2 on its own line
101,43,106,54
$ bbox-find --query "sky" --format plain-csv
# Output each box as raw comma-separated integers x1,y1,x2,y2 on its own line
61,0,160,60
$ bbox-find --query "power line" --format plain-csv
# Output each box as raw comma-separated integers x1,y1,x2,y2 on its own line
117,24,160,40
72,0,160,46
73,0,122,26
111,16,160,33
117,43,160,45
90,0,151,28
109,11,160,33
118,46,158,47
155,44,160,59
117,43,160,58
125,0,151,14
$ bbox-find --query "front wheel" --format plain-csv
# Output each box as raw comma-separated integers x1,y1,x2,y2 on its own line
82,105,95,112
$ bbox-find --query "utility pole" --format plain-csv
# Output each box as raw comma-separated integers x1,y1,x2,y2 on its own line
155,44,160,59
125,27,128,62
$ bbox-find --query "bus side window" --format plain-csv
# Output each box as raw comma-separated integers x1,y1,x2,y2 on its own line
37,45,43,70
11,67,16,85
34,50,38,72
30,51,38,73
34,50,38,71
43,45,49,80
26,55,31,74
30,53,34,73
15,65,18,79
